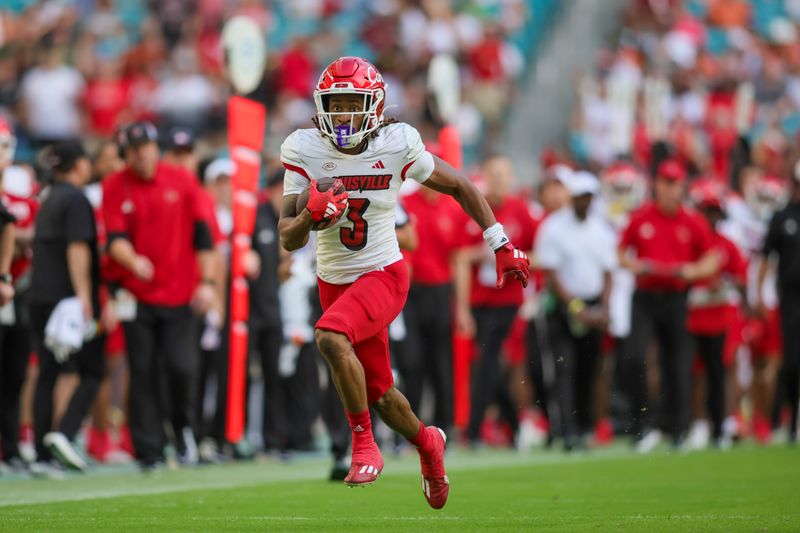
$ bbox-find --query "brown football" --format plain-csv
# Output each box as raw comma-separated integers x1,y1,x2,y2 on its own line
295,176,347,231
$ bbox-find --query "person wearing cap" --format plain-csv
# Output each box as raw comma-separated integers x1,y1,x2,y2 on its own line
28,141,105,472
757,164,800,443
453,154,537,446
534,171,616,450
685,179,747,447
163,127,198,176
0,126,21,472
0,163,39,473
401,183,462,433
193,157,233,458
618,159,720,451
524,165,571,433
102,121,217,469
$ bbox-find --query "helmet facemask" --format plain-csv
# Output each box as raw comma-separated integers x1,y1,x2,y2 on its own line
314,88,385,149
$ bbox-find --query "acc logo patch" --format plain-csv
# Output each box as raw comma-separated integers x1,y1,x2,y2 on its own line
322,162,337,171
785,218,798,236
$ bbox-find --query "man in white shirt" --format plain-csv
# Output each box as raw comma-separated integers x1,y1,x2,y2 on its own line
534,171,616,449
19,43,84,146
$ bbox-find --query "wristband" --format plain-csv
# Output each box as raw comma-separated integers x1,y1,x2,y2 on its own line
0,273,11,284
483,223,510,251
201,278,217,287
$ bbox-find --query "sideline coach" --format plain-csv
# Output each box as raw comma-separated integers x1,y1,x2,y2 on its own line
758,165,800,443
103,122,217,468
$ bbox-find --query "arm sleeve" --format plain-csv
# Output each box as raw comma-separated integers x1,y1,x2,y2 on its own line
280,132,312,183
283,169,310,197
193,221,213,251
402,124,435,184
102,176,128,242
187,172,214,251
65,195,96,243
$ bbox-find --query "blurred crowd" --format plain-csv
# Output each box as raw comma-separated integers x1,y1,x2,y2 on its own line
0,0,539,165
2,0,800,481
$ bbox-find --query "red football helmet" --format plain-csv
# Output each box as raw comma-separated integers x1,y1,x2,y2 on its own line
600,161,646,215
313,56,386,149
0,116,17,169
746,174,787,222
689,177,727,210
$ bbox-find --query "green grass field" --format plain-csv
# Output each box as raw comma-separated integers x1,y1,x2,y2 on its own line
0,444,797,532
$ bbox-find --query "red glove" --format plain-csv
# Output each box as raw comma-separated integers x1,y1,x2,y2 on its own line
495,243,530,289
306,179,348,223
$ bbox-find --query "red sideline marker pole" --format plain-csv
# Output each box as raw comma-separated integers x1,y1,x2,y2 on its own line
225,95,265,444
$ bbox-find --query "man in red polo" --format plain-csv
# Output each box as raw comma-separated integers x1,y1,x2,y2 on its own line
685,178,747,447
402,186,462,432
454,154,537,446
618,159,719,451
102,121,217,469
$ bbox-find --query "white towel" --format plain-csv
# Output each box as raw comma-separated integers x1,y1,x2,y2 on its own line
44,297,86,363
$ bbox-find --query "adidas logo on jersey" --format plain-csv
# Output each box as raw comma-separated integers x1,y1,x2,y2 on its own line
353,425,365,432
372,160,385,169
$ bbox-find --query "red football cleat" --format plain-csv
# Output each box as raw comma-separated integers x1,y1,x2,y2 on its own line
344,443,383,487
418,427,449,509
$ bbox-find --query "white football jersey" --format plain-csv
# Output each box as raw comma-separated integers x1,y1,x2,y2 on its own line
281,123,434,284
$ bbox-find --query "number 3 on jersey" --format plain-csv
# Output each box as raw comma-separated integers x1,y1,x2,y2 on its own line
340,198,370,251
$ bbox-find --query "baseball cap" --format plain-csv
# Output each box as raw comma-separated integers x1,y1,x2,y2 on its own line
567,170,601,197
656,159,687,182
42,141,87,173
120,121,158,148
204,158,236,183
165,127,195,152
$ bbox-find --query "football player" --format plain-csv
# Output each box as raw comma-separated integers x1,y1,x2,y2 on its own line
726,171,788,443
278,57,529,509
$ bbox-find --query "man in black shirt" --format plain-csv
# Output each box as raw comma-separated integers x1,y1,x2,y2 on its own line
758,167,800,443
249,171,290,454
29,141,104,471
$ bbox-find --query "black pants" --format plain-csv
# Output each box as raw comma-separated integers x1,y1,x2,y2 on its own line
691,333,726,440
778,286,800,439
122,303,199,464
0,296,32,461
250,323,286,451
467,306,519,442
282,343,321,450
196,318,228,446
547,305,602,441
624,290,692,441
401,283,454,430
318,351,350,461
30,302,104,461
